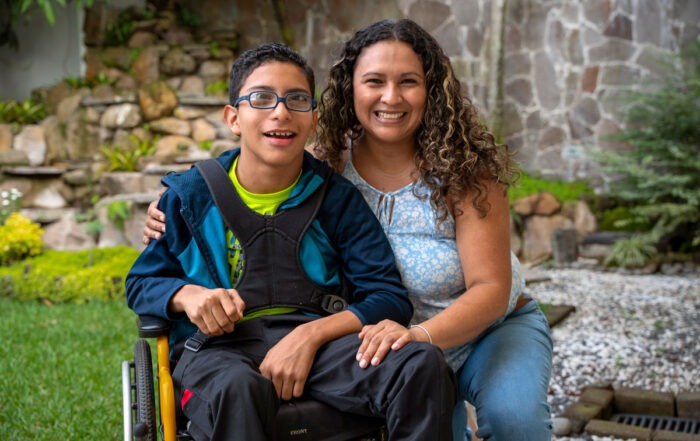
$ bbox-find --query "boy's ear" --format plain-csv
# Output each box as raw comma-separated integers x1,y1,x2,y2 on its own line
312,108,319,128
223,105,241,136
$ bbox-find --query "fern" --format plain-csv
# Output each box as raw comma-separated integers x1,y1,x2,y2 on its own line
592,41,700,265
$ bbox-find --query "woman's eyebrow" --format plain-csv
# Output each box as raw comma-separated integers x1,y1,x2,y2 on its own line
360,71,423,78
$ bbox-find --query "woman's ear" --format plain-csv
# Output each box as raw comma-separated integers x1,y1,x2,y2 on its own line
223,105,241,135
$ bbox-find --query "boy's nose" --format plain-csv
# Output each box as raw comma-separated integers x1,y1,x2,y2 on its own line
270,100,293,119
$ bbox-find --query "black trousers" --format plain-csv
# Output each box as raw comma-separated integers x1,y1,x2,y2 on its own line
172,314,457,441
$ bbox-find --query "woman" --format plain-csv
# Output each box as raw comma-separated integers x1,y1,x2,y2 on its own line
144,19,553,441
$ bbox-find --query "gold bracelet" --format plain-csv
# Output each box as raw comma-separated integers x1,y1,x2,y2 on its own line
410,324,433,344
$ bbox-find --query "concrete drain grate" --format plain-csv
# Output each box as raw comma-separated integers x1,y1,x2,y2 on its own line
559,386,700,438
611,413,700,434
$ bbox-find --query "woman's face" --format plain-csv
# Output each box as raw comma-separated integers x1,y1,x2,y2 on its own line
352,40,427,148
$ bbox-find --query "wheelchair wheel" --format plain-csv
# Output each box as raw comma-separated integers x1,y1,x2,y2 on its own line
133,339,157,441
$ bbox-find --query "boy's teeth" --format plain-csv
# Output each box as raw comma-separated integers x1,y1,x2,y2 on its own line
267,131,294,138
377,112,403,119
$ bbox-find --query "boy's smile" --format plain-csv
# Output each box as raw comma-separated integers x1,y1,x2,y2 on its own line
224,61,318,194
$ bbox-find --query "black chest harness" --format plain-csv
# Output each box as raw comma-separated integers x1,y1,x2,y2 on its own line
194,159,349,317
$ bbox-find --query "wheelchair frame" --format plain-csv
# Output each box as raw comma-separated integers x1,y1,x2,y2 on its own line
121,315,387,441
122,316,180,441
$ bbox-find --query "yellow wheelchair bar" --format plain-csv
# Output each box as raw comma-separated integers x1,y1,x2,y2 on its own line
156,335,177,441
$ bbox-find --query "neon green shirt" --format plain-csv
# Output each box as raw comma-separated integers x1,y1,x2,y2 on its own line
226,156,301,322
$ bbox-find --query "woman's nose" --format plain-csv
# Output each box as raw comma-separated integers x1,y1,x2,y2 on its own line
381,83,403,105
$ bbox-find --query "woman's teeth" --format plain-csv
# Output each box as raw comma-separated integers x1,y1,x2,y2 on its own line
377,112,404,119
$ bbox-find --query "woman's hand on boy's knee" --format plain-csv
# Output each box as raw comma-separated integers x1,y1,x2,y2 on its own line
356,320,413,368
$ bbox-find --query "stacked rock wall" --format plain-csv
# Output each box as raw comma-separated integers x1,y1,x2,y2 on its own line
1,0,698,258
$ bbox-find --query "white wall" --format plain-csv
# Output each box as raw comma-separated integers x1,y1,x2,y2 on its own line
0,5,84,100
0,0,144,101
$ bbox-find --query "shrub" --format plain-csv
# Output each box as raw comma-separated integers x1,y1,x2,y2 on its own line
591,42,700,266
0,213,43,266
598,205,652,232
0,246,139,303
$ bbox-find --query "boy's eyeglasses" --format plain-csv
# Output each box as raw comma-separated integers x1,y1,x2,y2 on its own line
234,91,317,112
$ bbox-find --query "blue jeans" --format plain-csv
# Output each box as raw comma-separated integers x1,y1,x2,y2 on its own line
451,300,553,441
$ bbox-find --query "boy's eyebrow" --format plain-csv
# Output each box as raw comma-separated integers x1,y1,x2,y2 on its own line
243,84,312,94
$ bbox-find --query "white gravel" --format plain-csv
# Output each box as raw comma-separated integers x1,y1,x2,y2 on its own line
525,267,700,441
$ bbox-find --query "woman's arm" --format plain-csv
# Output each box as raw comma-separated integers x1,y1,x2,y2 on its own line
356,181,513,365
419,181,512,347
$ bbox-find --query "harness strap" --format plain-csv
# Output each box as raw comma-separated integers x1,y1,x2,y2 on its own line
194,158,348,316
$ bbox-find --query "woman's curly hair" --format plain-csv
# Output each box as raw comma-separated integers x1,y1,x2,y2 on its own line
315,19,518,220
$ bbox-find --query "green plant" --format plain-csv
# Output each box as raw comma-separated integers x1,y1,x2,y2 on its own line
64,75,89,89
205,79,228,96
604,233,658,268
199,139,213,151
0,246,139,303
598,205,652,232
592,42,700,266
102,8,136,47
615,355,624,369
1,188,23,225
209,41,221,58
100,134,158,172
178,6,202,28
509,170,594,202
0,212,44,266
93,71,117,86
0,98,47,124
107,200,130,232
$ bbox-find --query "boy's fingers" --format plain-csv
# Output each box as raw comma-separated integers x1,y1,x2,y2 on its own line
227,289,245,321
292,380,305,399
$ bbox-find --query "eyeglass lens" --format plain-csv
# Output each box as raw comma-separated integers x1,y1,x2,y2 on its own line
249,91,313,111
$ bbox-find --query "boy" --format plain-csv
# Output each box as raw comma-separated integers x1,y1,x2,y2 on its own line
125,43,456,441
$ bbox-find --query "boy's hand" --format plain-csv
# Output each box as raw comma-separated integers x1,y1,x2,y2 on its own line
259,327,321,401
170,285,245,336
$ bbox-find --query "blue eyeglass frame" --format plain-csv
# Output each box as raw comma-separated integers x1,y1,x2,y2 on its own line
234,91,317,112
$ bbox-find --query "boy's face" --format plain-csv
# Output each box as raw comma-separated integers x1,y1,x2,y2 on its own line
224,61,317,175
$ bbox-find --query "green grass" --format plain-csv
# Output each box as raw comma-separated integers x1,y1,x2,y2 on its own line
0,298,139,440
510,171,593,202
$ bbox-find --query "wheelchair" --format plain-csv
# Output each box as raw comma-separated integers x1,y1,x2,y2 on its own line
121,315,387,441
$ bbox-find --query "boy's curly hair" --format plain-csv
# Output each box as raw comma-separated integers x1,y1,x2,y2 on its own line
315,19,518,220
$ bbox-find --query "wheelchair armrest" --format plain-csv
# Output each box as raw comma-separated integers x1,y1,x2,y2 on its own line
137,315,171,338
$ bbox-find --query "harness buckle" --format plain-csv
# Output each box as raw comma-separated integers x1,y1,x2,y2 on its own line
183,332,209,353
320,295,349,314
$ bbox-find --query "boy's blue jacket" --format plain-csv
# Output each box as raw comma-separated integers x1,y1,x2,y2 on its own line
125,149,412,343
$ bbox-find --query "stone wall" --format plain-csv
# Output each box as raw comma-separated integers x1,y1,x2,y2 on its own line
1,0,699,258
0,8,241,250
170,0,699,187
497,0,700,188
